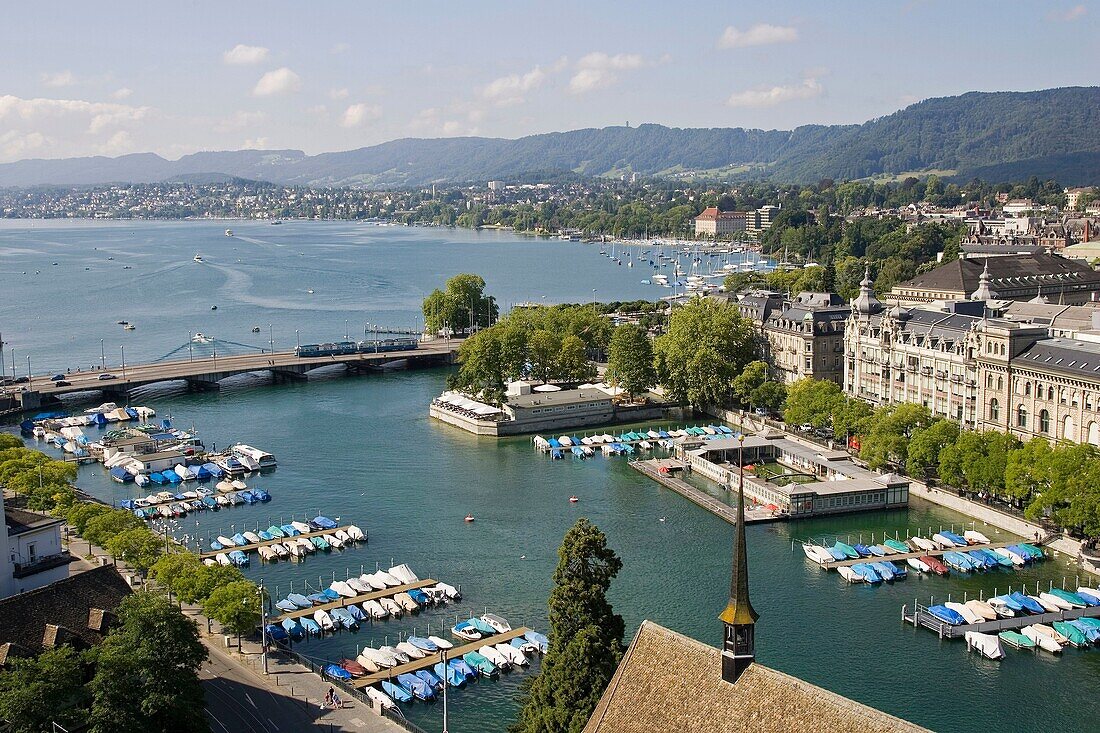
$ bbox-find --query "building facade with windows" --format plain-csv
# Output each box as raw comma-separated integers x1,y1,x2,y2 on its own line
694,208,747,237
762,292,849,385
2,493,72,599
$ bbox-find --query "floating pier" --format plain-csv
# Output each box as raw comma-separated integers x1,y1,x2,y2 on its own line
904,600,1100,638
200,525,363,559
272,579,440,623
351,627,533,688
631,459,785,525
819,540,1022,569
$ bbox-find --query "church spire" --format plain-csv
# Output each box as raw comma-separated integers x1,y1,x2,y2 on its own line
720,434,758,683
971,259,997,301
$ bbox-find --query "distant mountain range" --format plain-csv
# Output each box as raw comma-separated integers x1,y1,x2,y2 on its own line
2,87,1098,188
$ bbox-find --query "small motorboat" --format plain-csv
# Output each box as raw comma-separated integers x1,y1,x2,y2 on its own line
851,563,881,584
275,599,299,613
397,673,434,701
300,617,322,636
869,561,894,581
359,648,394,669
965,631,1005,660
511,637,539,655
1076,587,1100,605
330,608,358,631
926,605,966,625
496,642,529,666
362,600,387,619
380,645,410,665
965,599,998,621
381,680,412,703
374,570,401,587
920,556,949,575
281,618,305,640
323,664,352,681
837,566,861,583
945,601,982,625
364,686,396,710
998,630,1035,650
330,581,356,598
286,593,311,609
1039,592,1075,611
464,514,475,522
1050,588,1096,608
448,658,478,682
414,668,443,692
910,536,938,552
396,641,425,660
569,496,579,503
379,597,403,617
407,636,439,653
1009,592,1045,614
462,651,497,677
802,544,833,563
833,542,860,559
434,661,467,689
933,532,961,549
1053,621,1089,648
313,610,334,632
884,539,910,554
428,635,454,650
525,630,549,653
394,592,419,613
906,557,930,574
1067,620,1100,643
853,544,873,558
964,530,991,544
389,564,419,584
988,596,1019,618
1023,625,1064,652
482,613,512,633
452,620,482,641
339,659,368,678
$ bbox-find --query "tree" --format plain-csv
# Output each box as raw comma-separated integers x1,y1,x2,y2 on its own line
905,419,960,478
557,335,596,382
202,580,263,644
83,509,144,549
149,551,204,594
783,378,844,429
422,273,498,335
173,564,245,605
527,330,561,384
0,434,22,449
105,527,164,573
731,360,768,408
653,299,757,408
67,502,110,534
606,324,656,399
453,328,507,400
831,396,873,441
860,403,932,470
938,431,1020,496
750,381,787,412
511,519,625,733
0,646,87,733
89,593,208,733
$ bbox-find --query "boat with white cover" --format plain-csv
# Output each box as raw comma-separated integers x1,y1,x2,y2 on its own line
837,567,861,583
802,544,833,563
963,530,991,544
965,631,1005,659
375,570,402,587
389,564,419,584
1022,625,1062,653
945,601,983,624
910,536,937,552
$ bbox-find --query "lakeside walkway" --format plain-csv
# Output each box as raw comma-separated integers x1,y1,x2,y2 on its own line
630,459,786,525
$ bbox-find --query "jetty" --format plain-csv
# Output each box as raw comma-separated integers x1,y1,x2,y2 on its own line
631,459,786,524
351,627,533,688
816,540,1022,569
200,525,363,559
903,599,1100,638
271,579,439,623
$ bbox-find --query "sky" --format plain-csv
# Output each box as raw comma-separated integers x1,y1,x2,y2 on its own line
0,1,1096,163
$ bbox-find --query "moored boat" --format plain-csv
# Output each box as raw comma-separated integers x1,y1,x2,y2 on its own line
965,631,1005,659
998,630,1035,650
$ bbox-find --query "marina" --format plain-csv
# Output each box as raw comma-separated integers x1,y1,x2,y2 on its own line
199,523,365,559
5,221,1100,733
271,579,443,623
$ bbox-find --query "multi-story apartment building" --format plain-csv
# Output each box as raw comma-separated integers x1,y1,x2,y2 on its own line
763,292,848,385
694,208,747,237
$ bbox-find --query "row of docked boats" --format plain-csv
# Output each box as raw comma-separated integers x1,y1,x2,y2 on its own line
929,586,1100,626
309,617,550,708
121,484,270,520
210,517,364,563
272,565,457,633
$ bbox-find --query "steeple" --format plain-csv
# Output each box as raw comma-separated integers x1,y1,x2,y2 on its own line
851,267,882,315
719,435,758,684
970,259,997,301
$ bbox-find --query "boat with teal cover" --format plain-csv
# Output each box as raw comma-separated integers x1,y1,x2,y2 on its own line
1019,543,1045,558
1050,588,1097,607
1067,620,1100,643
470,617,497,635
267,525,286,538
1074,617,1100,630
310,535,330,550
381,680,412,703
833,541,859,559
1053,621,1089,647
883,539,909,553
462,651,497,677
981,548,1014,567
999,630,1036,649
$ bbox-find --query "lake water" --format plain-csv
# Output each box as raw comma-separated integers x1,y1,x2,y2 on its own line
3,221,1099,733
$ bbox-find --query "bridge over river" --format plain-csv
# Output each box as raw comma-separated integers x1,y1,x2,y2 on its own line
8,340,461,412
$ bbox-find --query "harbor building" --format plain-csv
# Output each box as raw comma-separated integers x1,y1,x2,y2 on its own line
430,382,677,436
694,207,747,237
676,432,910,517
886,253,1100,306
1,493,72,599
584,457,929,733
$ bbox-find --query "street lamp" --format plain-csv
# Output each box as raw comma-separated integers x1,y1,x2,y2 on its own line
26,355,31,389
268,323,273,353
100,339,105,370
188,332,193,362
592,288,597,313
295,329,300,353
345,319,349,341
258,583,269,674
120,346,126,380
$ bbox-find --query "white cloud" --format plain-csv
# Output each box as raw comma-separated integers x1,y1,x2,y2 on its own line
0,95,149,133
340,103,382,128
0,95,151,162
331,42,351,54
252,67,301,96
41,70,76,87
97,130,135,155
215,110,266,132
110,87,133,100
1048,4,1086,21
329,87,350,100
242,137,269,149
409,107,479,137
568,52,645,94
223,44,270,65
718,24,798,49
726,78,822,108
0,130,48,160
482,66,549,106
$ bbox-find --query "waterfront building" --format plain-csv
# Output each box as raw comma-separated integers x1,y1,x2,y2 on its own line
694,207,747,237
676,432,910,517
747,204,780,236
1,493,72,599
583,456,928,733
887,253,1100,306
761,292,848,385
0,565,131,665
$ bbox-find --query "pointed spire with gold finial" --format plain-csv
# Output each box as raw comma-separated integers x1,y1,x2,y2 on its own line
720,433,758,683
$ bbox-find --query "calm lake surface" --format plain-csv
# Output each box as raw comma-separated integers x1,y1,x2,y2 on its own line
3,221,1099,733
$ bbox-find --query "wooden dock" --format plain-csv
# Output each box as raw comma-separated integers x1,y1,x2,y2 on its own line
351,627,533,688
904,602,1100,638
814,541,1022,569
272,579,438,623
631,459,786,525
200,525,362,558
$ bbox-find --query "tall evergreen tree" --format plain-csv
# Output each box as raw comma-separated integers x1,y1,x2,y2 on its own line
511,519,625,733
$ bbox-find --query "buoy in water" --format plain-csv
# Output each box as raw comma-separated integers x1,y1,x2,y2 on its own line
464,514,475,522
569,496,579,503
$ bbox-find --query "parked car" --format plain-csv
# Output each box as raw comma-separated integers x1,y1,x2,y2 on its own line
98,373,117,381
799,423,814,432
54,380,71,387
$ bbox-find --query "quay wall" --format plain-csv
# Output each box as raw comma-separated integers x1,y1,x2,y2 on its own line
429,402,685,437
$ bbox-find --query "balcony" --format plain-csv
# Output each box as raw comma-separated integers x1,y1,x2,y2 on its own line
12,552,75,579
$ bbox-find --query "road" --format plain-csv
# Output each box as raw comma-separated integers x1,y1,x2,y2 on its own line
14,340,461,398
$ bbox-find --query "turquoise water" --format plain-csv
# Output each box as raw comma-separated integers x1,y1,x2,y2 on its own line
5,222,1100,733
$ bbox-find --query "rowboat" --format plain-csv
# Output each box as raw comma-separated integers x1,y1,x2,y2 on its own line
965,631,1005,660
998,630,1035,650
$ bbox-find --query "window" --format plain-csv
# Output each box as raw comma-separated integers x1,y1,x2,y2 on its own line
1039,409,1050,434
1024,383,1031,397
1017,405,1028,428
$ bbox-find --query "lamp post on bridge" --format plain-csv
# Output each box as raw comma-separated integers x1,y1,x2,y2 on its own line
268,324,273,354
100,339,105,370
345,319,349,341
26,356,31,389
120,346,126,380
188,332,193,362
295,329,300,356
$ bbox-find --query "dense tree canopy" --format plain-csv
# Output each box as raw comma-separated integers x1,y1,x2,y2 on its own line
0,646,87,733
422,273,499,335
606,324,656,398
511,519,625,733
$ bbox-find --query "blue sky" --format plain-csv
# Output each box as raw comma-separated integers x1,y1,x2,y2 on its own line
0,1,1096,162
